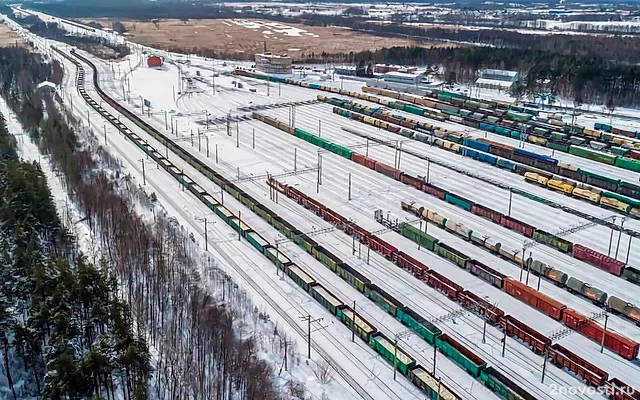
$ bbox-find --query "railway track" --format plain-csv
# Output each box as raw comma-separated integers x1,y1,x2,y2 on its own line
53,45,386,400
214,120,596,400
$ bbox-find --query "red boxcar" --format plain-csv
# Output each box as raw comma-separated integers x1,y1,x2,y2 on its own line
400,174,424,190
321,208,348,226
548,343,608,387
422,183,447,200
400,120,416,129
459,290,504,325
396,251,429,278
502,315,551,355
369,236,398,260
471,203,503,224
561,308,589,330
627,150,640,161
606,378,640,400
387,125,401,134
503,278,566,320
573,244,625,276
344,222,370,244
351,152,377,170
427,270,462,300
500,215,534,238
579,320,639,361
375,163,402,180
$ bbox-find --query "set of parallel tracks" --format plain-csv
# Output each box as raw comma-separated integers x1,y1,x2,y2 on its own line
51,45,380,400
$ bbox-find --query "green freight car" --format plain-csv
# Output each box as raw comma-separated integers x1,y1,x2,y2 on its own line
568,146,617,165
337,307,376,342
615,156,640,173
532,230,573,253
397,307,442,345
445,193,473,211
434,242,469,268
246,231,270,253
336,262,370,292
408,366,459,400
309,283,344,315
364,283,404,316
287,264,316,292
369,332,417,376
265,247,292,270
401,223,439,251
435,334,486,377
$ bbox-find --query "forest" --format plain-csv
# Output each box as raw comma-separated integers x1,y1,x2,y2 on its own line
12,13,130,59
0,45,150,400
21,1,640,107
0,45,295,398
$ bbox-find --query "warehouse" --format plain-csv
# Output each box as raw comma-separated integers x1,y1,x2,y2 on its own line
475,69,520,91
382,71,423,86
334,66,358,76
254,53,292,74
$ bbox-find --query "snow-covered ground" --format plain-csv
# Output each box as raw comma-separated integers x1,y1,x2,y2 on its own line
10,8,640,399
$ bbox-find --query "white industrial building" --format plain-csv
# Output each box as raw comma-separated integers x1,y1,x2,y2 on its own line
475,69,520,90
382,71,423,85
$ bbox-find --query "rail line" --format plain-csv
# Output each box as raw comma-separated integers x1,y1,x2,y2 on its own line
52,45,381,400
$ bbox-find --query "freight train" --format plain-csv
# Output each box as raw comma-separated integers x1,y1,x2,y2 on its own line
233,68,640,179
316,101,640,286
320,94,640,207
269,178,639,398
54,47,465,400
362,85,640,160
252,112,640,361
400,201,640,326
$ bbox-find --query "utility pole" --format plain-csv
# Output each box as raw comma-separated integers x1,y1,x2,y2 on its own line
103,125,107,145
426,160,431,184
541,345,549,383
165,110,168,130
525,252,532,285
397,141,403,169
238,210,242,241
203,218,208,251
300,315,323,359
140,159,146,185
626,236,633,265
600,312,609,353
216,144,219,163
608,217,617,256
206,136,209,157
519,247,525,281
252,128,255,149
502,320,508,357
294,148,297,172
318,119,322,137
418,221,423,250
348,172,351,200
432,344,437,375
393,337,398,381
508,189,513,217
482,308,487,344
366,138,369,157
615,218,626,259
351,301,356,342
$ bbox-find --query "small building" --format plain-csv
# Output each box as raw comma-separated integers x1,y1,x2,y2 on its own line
475,69,519,91
147,55,163,68
334,66,358,76
382,71,423,86
374,64,417,74
254,53,292,74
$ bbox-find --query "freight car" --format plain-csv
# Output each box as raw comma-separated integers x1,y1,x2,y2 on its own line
270,177,635,391
263,106,640,330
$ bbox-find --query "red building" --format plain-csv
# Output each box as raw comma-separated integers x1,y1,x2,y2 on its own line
147,55,163,68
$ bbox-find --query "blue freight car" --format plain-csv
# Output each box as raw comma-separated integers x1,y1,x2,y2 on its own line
463,138,491,153
513,148,558,164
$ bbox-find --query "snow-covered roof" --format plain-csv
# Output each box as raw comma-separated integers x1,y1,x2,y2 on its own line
475,78,514,88
36,81,57,91
384,71,422,78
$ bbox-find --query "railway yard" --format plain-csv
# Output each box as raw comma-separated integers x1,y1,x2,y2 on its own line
5,8,640,400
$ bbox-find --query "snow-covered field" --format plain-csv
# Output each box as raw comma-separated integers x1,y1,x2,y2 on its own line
7,8,640,400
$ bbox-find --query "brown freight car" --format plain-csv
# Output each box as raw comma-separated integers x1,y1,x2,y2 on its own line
548,343,608,387
503,278,566,320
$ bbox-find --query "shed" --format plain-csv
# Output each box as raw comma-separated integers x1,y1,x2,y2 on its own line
147,55,163,68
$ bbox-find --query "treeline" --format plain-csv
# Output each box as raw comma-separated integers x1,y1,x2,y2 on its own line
12,13,130,59
1,45,289,399
333,46,640,107
0,48,149,399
